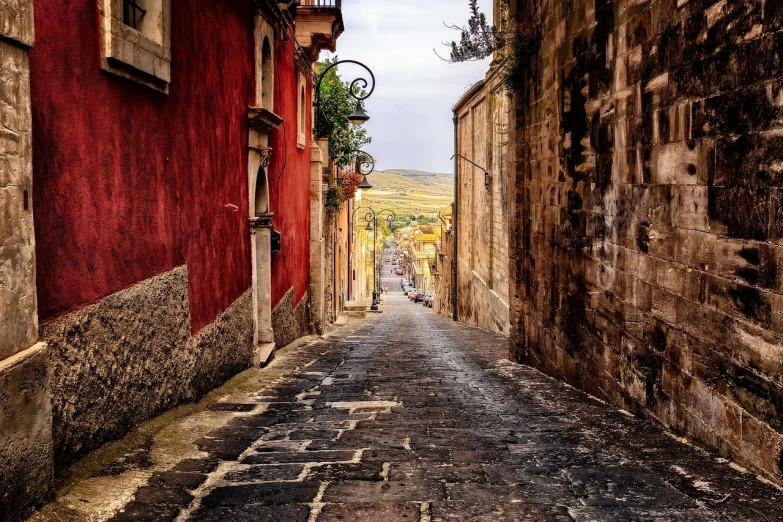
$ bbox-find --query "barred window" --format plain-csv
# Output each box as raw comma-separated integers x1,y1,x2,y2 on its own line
123,0,146,30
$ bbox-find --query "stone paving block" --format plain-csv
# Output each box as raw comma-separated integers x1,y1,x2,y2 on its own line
331,428,412,449
200,482,320,508
148,471,208,490
173,459,219,474
133,486,193,506
317,501,421,521
223,464,305,482
390,462,488,484
288,428,341,440
323,480,447,502
227,415,279,429
450,450,508,464
110,501,180,521
306,462,384,481
566,507,722,522
429,501,573,522
482,464,537,485
360,448,451,463
196,436,256,460
564,467,698,509
188,504,311,522
242,450,356,465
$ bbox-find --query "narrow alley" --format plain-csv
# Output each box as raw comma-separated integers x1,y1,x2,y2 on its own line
31,248,783,522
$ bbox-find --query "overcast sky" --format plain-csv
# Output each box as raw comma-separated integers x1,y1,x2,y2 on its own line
320,0,493,174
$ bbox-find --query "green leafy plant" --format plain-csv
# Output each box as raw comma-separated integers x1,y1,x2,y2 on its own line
317,58,372,168
324,184,343,212
440,1,536,92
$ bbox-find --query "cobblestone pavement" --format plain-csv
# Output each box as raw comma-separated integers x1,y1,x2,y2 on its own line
92,265,783,521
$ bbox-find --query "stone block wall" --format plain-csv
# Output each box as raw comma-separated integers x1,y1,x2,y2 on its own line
0,0,36,360
454,68,511,336
509,0,783,481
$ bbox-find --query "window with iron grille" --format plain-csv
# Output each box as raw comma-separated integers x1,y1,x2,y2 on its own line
123,0,146,29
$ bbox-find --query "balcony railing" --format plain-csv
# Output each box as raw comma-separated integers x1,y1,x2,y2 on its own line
300,0,341,7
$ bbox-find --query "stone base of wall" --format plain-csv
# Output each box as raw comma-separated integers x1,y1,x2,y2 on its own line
0,342,53,522
457,260,510,336
41,266,253,468
272,289,311,349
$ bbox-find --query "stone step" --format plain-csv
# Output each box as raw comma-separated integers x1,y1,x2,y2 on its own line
345,311,366,319
344,303,368,312
253,342,276,368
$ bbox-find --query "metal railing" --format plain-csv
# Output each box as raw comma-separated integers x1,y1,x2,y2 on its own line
300,0,341,7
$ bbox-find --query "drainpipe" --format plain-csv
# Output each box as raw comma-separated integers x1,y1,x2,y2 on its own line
452,111,459,322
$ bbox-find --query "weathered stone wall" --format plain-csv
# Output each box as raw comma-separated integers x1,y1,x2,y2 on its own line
42,266,254,467
0,2,54,519
435,230,455,318
0,0,36,360
509,0,783,481
455,68,511,336
272,287,312,349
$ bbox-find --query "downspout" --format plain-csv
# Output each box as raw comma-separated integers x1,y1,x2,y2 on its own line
452,111,459,322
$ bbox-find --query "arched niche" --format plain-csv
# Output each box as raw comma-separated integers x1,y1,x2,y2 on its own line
255,165,269,216
261,37,273,110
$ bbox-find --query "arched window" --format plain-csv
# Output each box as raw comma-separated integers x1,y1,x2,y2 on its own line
261,37,273,110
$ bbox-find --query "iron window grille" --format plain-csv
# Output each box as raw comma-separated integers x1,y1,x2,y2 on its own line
123,0,146,29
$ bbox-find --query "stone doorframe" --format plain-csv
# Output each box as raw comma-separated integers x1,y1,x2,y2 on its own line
248,108,282,366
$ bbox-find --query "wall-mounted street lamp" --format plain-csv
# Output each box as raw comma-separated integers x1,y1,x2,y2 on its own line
355,151,376,190
314,60,376,139
451,154,490,189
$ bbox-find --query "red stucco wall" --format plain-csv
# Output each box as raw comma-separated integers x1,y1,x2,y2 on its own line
30,0,256,332
30,0,312,332
268,39,312,308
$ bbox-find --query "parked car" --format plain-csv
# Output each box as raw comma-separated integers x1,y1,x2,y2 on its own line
423,291,434,307
404,286,416,296
414,291,426,303
400,279,410,288
409,291,418,301
395,268,403,275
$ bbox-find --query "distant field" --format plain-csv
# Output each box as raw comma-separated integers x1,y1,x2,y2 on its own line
360,169,454,223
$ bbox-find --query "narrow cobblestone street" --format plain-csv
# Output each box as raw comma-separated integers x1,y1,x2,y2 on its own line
35,260,783,522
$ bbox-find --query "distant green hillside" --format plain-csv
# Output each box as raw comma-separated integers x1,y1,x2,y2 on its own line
361,169,453,229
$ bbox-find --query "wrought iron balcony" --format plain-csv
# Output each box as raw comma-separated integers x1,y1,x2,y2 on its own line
300,0,341,6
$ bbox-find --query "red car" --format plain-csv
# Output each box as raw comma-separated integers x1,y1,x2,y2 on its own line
395,268,403,275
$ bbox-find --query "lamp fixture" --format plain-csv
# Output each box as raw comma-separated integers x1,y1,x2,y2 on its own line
349,102,371,126
358,175,373,190
314,60,376,139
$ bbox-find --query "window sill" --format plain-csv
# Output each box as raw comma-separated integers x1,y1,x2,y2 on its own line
100,3,171,93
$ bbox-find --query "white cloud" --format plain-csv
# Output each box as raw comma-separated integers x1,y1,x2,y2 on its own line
321,0,494,173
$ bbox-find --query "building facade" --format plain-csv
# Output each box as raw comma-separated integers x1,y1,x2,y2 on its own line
508,0,783,483
0,0,345,518
444,63,511,336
